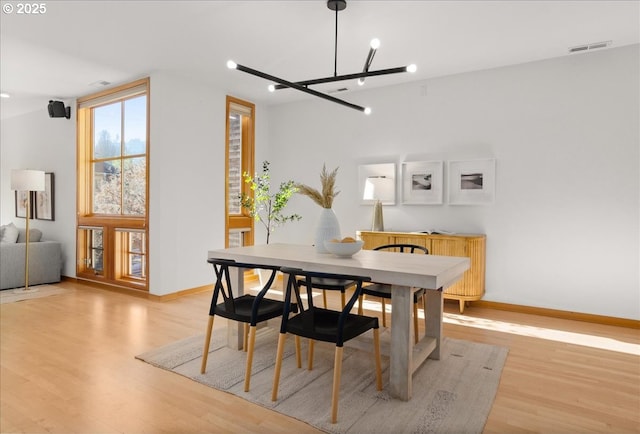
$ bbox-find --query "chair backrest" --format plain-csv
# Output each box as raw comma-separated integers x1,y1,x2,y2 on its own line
279,267,372,345
207,258,280,316
373,243,429,255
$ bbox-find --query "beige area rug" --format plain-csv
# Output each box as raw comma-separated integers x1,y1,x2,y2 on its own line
136,327,508,434
0,284,71,304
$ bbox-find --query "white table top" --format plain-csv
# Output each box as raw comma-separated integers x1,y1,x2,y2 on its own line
208,243,470,290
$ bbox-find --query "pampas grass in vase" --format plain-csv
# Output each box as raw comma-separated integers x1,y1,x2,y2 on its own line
297,164,342,252
296,164,340,209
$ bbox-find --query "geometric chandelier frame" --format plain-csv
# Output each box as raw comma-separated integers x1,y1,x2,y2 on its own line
227,0,416,114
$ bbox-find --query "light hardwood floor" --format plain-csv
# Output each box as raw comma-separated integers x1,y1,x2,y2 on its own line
1,280,638,433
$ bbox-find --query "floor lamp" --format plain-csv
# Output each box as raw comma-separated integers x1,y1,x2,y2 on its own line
363,176,394,232
11,169,45,293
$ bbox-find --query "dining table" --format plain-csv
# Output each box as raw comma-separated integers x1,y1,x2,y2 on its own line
207,243,470,401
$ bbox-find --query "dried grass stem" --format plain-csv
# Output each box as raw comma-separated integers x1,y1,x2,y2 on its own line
297,165,340,208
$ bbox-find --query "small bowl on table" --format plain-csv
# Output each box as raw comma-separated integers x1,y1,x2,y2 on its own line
324,239,364,258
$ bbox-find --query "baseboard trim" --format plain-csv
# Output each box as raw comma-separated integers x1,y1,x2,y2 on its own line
149,285,212,301
471,300,640,329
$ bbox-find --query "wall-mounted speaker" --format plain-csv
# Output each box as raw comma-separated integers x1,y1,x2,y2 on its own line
48,100,71,119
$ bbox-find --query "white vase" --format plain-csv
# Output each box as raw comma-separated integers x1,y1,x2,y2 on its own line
315,208,341,253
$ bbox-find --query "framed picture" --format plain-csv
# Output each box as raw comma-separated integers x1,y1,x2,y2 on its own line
448,159,496,205
401,161,443,205
35,172,55,221
15,191,34,218
358,163,396,205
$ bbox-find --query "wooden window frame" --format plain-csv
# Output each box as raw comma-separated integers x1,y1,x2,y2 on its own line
76,78,150,291
225,96,255,248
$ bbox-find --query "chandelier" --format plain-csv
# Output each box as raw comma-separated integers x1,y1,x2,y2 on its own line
227,0,416,114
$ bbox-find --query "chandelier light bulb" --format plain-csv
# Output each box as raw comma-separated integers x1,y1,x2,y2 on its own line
364,107,372,115
357,78,365,86
406,64,417,73
268,84,275,92
370,38,381,49
226,60,238,69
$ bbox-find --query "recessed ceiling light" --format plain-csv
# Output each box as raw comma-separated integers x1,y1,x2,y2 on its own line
0,93,10,98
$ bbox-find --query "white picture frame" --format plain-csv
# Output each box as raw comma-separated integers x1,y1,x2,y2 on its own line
358,163,396,205
448,159,496,205
401,161,443,205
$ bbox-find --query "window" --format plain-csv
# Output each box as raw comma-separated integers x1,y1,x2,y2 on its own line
76,78,149,290
77,226,104,275
225,96,255,248
92,95,147,215
116,229,146,281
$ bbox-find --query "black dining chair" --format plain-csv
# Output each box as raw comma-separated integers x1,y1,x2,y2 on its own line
296,276,356,310
201,258,295,392
272,267,382,424
357,244,429,344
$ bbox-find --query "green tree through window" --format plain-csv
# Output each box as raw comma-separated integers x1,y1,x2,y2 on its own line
92,95,146,215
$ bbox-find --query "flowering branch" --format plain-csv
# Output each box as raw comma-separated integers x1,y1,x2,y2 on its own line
239,161,301,244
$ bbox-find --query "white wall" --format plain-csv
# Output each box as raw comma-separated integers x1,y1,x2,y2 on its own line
266,45,640,320
148,72,224,295
1,105,77,278
2,46,638,319
148,71,272,295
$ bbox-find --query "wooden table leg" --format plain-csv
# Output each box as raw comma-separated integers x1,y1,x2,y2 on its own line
389,284,412,401
227,266,245,350
424,288,443,360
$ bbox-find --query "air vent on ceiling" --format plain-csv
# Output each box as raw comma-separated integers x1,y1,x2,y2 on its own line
89,80,112,87
568,40,612,54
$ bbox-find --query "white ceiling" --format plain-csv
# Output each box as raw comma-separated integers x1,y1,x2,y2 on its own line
1,0,638,119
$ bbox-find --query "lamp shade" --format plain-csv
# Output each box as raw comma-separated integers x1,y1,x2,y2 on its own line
363,176,394,202
11,169,45,191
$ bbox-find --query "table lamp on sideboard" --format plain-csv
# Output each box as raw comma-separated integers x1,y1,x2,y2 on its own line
363,176,394,232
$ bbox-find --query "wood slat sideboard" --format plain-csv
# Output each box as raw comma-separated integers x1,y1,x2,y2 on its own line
356,230,486,313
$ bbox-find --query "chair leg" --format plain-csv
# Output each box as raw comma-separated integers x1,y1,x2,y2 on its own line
243,323,249,352
295,335,302,368
243,326,257,392
381,298,387,327
413,301,419,344
308,339,315,370
358,294,364,315
322,290,328,308
341,291,346,309
331,346,344,424
271,333,287,401
459,299,465,314
200,316,214,374
373,328,383,391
